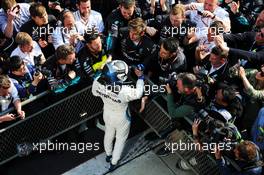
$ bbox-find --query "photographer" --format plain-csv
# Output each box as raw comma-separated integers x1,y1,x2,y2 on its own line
153,73,206,155
51,10,85,53
195,21,225,62
8,56,46,100
20,3,57,58
0,0,30,38
185,0,231,38
165,73,205,119
219,0,264,33
204,83,243,122
215,140,263,175
237,65,264,137
42,44,81,93
193,46,231,99
238,65,264,101
73,0,104,33
11,32,46,66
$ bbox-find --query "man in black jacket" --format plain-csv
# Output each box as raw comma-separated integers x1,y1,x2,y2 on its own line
42,44,82,93
119,17,157,68
105,0,142,55
215,24,264,68
148,37,187,83
20,3,57,58
77,28,110,82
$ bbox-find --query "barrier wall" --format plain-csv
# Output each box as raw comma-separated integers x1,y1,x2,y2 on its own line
0,86,103,165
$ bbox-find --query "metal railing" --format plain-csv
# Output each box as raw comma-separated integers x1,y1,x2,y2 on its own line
0,86,103,165
139,78,221,175
0,91,49,116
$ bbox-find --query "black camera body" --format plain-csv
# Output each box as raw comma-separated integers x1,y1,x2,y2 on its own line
197,10,203,16
229,63,240,78
159,72,177,86
34,68,52,78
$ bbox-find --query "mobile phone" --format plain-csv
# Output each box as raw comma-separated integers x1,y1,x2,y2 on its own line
197,10,203,16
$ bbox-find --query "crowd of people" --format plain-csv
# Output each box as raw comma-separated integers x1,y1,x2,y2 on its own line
0,0,264,173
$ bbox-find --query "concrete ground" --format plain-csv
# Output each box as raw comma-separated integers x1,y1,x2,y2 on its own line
63,150,195,175
63,129,195,175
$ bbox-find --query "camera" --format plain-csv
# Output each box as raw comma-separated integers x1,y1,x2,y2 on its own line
34,70,41,77
197,10,203,16
229,63,240,78
34,68,52,78
34,54,43,67
159,72,178,86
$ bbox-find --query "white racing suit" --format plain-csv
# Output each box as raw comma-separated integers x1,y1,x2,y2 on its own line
92,78,144,165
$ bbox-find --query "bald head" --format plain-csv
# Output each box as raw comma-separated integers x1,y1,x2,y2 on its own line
204,0,218,12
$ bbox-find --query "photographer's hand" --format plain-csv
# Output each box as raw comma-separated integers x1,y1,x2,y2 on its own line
48,35,53,43
239,66,252,90
165,84,172,94
202,10,215,18
69,35,77,46
238,66,246,78
32,72,43,86
4,9,18,38
186,3,197,10
230,1,240,14
214,35,229,53
7,8,18,21
192,118,201,136
38,39,48,48
214,146,222,160
193,66,201,74
146,26,158,37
